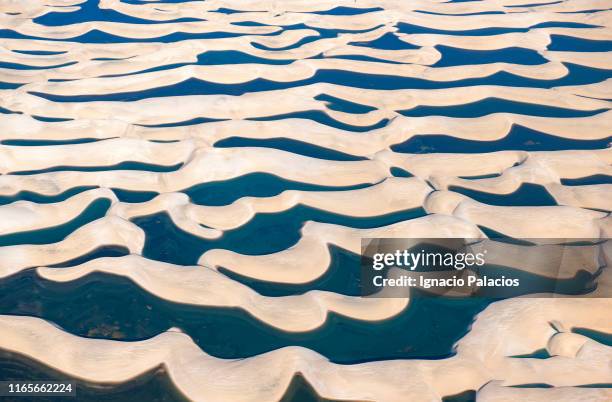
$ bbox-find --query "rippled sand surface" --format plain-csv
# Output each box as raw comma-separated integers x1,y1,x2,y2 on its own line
0,0,610,401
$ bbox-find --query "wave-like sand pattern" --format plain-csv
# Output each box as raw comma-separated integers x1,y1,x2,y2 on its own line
35,255,409,333
2,111,610,150
0,297,610,401
4,85,607,127
0,0,610,400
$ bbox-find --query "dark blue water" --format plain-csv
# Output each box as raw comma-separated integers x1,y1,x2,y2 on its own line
0,61,76,70
0,173,377,207
390,167,414,178
48,246,130,268
27,63,612,105
2,259,588,364
349,32,420,50
0,351,354,401
0,198,110,247
251,24,383,51
112,189,159,203
232,21,268,27
11,50,67,55
33,0,204,26
315,94,377,114
31,116,74,122
572,328,612,346
390,125,612,153
0,29,272,44
396,21,600,36
442,390,477,402
249,111,390,132
0,352,187,402
197,50,294,65
449,183,557,206
479,265,597,297
399,98,608,118
511,349,551,359
2,2,610,398
214,137,365,161
281,23,384,38
10,161,183,175
133,207,426,266
220,245,362,297
0,82,23,90
120,0,204,3
560,175,612,186
2,138,107,146
0,269,490,363
415,10,504,16
548,35,612,52
559,9,611,14
281,374,343,402
0,107,22,114
99,48,290,76
325,54,404,64
459,173,502,180
0,187,98,207
183,173,375,206
0,20,387,46
433,46,548,67
506,1,562,7
311,7,383,16
137,117,225,128
477,225,526,239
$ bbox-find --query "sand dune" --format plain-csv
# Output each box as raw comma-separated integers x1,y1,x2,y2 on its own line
0,297,609,401
0,0,609,400
36,254,409,332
